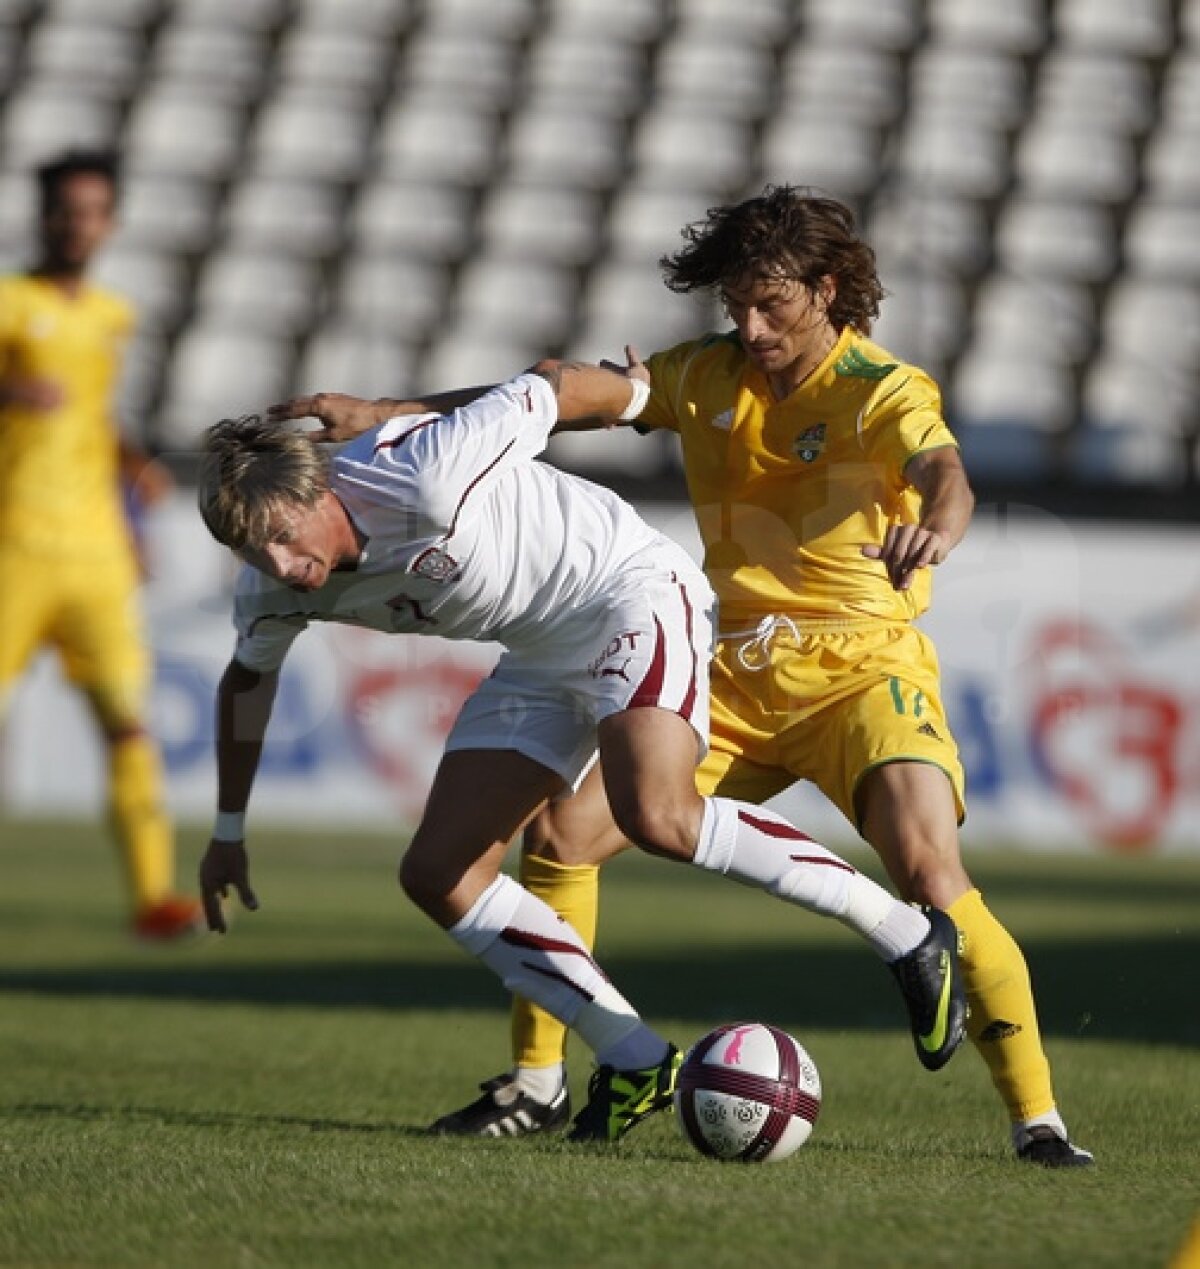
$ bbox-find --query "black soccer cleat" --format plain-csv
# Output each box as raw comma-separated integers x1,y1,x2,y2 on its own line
1015,1126,1095,1168
428,1074,570,1138
888,906,967,1072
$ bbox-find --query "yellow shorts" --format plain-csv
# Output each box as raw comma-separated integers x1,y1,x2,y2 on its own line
0,545,149,723
696,620,966,828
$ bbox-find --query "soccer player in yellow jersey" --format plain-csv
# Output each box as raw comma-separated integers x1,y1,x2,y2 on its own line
0,151,202,939
270,187,1090,1165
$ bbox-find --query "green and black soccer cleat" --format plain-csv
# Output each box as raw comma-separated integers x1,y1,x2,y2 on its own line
889,906,967,1072
567,1044,682,1143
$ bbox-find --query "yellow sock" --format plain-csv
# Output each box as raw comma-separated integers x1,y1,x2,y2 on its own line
948,888,1056,1123
108,733,174,911
512,854,601,1069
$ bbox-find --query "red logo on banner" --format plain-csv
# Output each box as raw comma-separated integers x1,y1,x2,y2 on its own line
1028,621,1184,852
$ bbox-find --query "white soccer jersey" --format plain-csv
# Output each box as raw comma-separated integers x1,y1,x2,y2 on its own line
232,374,667,673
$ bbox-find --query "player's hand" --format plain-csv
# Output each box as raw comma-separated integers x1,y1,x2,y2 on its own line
862,523,947,592
0,376,65,410
199,839,260,934
599,344,650,386
267,392,383,442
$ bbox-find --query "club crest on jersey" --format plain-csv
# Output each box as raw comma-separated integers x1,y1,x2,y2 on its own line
410,546,461,583
710,408,734,431
792,424,827,462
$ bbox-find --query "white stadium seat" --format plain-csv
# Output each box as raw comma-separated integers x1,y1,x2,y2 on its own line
970,275,1096,365
506,109,627,188
1101,279,1200,374
780,44,904,126
119,174,219,253
479,182,603,266
1013,116,1138,204
25,19,144,94
1032,51,1155,134
402,28,521,109
525,32,648,114
894,113,1010,199
332,252,449,341
351,180,475,261
251,90,373,183
908,46,1029,129
760,113,882,199
654,34,775,121
3,86,120,165
195,249,322,337
161,324,293,445
294,326,417,399
928,0,1049,52
276,26,393,98
1124,203,1200,282
803,0,921,50
224,177,344,256
377,96,500,185
1053,0,1173,55
92,243,189,332
607,185,713,266
868,193,990,277
125,88,243,179
419,326,544,395
453,255,577,343
995,198,1117,283
631,108,752,193
151,22,268,104
869,269,967,365
1142,124,1200,200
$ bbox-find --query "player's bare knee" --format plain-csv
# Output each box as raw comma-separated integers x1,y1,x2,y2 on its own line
397,848,448,912
610,796,696,861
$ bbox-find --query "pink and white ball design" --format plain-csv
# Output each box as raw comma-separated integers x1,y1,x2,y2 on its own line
675,1022,821,1163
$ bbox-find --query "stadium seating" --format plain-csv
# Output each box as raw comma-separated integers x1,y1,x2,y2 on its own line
0,0,1192,494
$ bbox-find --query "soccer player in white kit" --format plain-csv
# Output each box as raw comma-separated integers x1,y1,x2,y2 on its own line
198,359,965,1143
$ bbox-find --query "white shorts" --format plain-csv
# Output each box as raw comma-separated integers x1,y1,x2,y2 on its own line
445,547,715,789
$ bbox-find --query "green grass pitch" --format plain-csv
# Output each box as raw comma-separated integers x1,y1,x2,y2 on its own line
1,819,1197,1267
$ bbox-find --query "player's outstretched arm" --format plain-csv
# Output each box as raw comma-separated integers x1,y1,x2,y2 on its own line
200,659,280,932
268,386,495,442
863,446,975,592
531,356,649,427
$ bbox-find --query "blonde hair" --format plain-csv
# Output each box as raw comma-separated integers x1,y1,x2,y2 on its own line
198,415,331,551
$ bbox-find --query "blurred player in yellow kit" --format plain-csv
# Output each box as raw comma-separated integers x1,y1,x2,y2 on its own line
0,151,202,939
411,187,1092,1166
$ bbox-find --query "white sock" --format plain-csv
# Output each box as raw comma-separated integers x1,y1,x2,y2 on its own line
514,1063,565,1104
692,797,930,960
448,875,658,1060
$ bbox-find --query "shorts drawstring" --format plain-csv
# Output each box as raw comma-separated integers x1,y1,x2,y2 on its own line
726,615,803,671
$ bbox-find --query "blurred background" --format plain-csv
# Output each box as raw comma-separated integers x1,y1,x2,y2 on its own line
1,0,1197,853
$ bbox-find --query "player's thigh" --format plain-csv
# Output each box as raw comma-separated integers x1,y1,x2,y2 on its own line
54,558,150,730
778,631,966,829
524,760,630,867
596,706,706,858
0,550,58,697
402,747,564,922
857,760,971,905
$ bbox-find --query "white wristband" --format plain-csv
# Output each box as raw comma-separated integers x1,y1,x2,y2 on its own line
213,810,246,842
618,377,650,421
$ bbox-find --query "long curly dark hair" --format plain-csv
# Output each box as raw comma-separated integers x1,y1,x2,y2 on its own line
660,185,885,334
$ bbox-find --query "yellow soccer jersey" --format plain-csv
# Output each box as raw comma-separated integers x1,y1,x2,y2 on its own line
641,327,958,627
0,273,134,555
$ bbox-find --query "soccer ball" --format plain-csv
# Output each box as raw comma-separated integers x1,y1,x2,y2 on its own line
674,1022,821,1163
